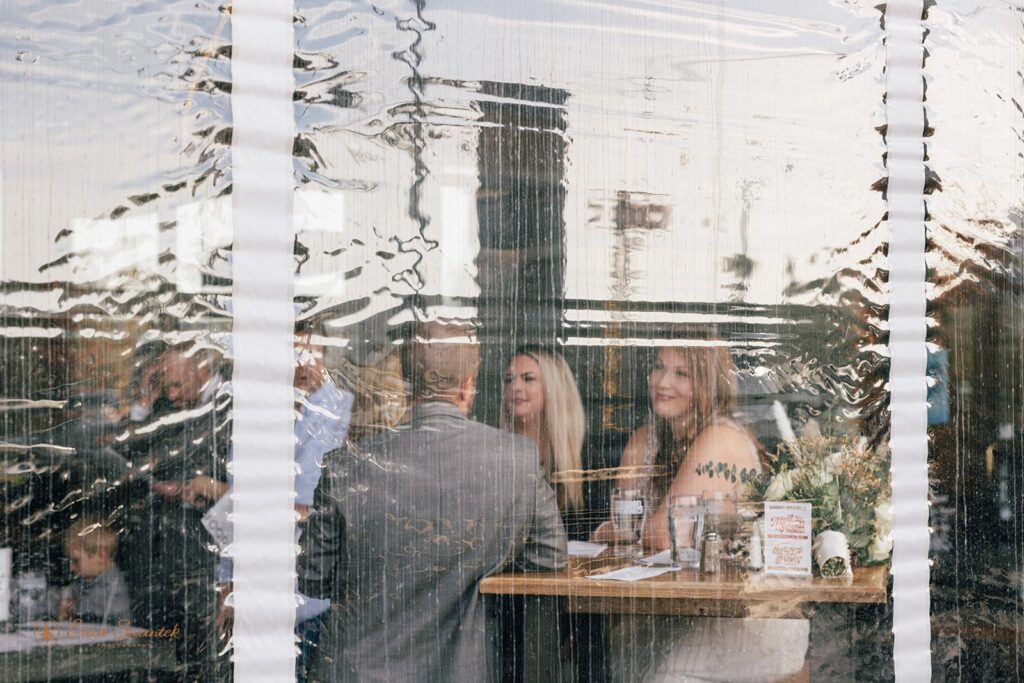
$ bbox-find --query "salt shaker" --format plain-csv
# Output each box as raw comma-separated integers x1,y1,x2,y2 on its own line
700,531,721,574
748,521,764,570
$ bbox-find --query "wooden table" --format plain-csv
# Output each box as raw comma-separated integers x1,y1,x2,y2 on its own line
0,622,180,682
481,561,888,618
482,560,890,681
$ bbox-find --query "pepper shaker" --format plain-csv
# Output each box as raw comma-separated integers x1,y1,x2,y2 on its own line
700,531,721,574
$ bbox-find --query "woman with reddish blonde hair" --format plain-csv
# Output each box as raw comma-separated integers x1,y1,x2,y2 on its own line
595,329,762,549
599,329,806,682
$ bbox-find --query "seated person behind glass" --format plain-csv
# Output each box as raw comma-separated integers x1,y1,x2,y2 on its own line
60,517,131,624
147,346,229,508
594,343,761,549
501,347,587,535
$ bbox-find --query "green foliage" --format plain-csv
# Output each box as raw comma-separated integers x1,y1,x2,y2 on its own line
693,460,761,486
742,427,892,566
820,555,848,578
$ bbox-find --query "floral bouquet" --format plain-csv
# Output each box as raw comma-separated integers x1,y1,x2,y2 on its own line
693,413,893,577
749,418,893,577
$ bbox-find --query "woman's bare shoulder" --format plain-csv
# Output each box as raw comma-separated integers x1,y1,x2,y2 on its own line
689,422,758,466
619,423,653,466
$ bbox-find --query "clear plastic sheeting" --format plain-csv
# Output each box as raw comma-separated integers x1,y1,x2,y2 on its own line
0,0,958,681
925,1,1024,679
293,1,893,681
1,1,233,681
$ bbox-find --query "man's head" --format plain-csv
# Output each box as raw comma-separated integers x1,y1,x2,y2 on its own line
403,321,480,415
64,517,118,579
160,346,214,410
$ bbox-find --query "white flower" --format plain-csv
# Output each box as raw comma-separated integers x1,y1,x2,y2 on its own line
869,498,894,561
807,466,834,488
764,470,794,501
873,498,893,536
869,533,893,562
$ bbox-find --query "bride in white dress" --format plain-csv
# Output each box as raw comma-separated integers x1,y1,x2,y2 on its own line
595,339,809,682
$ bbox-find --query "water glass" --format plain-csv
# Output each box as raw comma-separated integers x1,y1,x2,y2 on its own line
669,495,702,568
15,572,47,624
610,487,646,548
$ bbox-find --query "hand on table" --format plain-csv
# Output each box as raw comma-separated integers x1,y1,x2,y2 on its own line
58,594,78,621
591,520,641,544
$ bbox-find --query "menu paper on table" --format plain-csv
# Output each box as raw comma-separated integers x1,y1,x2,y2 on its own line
763,502,812,577
567,541,608,558
585,565,680,582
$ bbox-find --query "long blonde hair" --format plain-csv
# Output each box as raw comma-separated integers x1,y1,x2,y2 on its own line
501,348,585,511
649,329,752,502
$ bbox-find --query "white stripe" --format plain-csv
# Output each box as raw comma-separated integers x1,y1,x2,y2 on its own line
885,1,931,680
230,0,297,681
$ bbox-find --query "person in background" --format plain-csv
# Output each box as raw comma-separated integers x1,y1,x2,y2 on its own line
210,326,353,683
298,321,567,681
135,341,230,682
110,339,169,425
148,343,231,506
159,344,224,414
344,348,407,442
60,516,131,625
596,330,806,682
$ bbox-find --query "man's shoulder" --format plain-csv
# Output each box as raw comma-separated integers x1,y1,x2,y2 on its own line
328,416,539,469
462,418,538,452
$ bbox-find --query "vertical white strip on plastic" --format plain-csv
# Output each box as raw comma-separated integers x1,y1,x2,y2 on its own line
0,547,10,622
231,0,296,681
885,1,930,680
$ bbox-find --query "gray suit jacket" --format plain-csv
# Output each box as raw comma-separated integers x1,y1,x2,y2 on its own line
298,401,567,682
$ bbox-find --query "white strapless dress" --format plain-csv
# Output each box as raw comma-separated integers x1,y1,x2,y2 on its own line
610,615,809,682
609,419,810,682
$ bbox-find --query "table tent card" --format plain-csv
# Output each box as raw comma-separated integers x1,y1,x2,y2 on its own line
763,502,813,577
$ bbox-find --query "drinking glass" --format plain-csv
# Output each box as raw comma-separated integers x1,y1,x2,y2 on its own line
14,572,47,624
701,491,738,537
610,487,646,551
669,495,702,568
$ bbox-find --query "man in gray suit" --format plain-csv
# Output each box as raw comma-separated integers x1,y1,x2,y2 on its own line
298,321,567,681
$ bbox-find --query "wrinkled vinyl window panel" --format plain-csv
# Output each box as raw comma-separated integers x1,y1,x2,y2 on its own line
295,1,894,681
1,2,232,681
925,1,1024,679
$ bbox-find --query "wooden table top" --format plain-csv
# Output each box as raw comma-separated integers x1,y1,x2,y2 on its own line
481,560,888,616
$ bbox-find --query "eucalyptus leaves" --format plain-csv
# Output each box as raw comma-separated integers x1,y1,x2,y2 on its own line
693,421,893,573
693,460,760,485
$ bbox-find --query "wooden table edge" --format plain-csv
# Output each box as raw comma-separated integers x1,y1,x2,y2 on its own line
480,564,889,606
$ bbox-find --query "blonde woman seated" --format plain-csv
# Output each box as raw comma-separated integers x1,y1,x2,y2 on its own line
501,347,606,682
596,336,809,683
501,347,586,536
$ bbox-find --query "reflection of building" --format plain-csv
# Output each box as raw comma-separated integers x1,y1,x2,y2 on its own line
475,81,569,426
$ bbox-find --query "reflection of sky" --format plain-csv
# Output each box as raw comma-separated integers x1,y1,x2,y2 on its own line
296,0,886,314
924,1,1024,298
0,0,229,284
1,0,890,313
